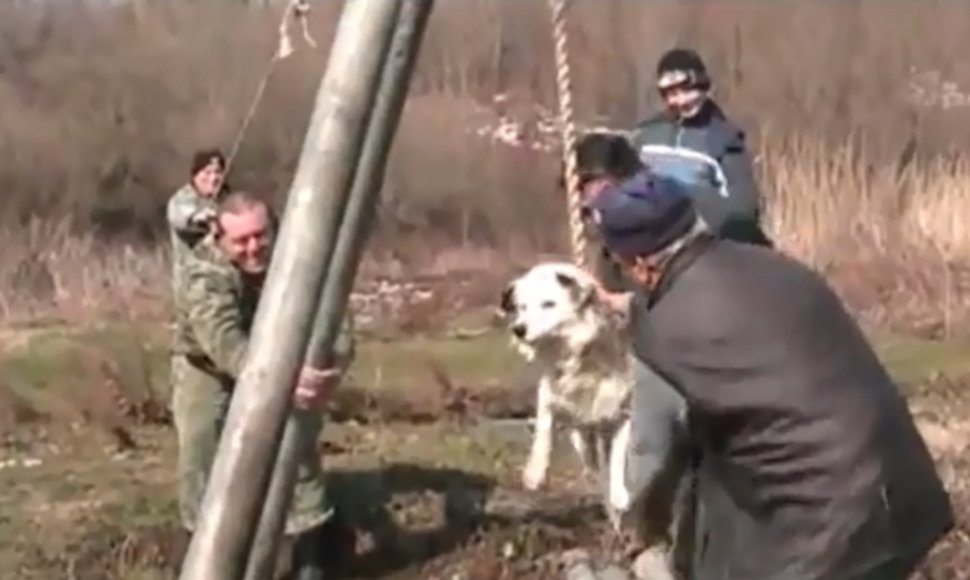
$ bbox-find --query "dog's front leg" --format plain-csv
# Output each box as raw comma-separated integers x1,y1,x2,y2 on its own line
523,378,555,490
570,428,599,478
606,419,633,530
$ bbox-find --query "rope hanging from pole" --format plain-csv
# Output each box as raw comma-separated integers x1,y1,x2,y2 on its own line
225,0,317,176
547,0,588,270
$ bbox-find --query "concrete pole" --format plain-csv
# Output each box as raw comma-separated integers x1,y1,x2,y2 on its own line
176,2,403,579
240,1,435,578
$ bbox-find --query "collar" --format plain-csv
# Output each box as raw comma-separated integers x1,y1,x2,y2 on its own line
647,233,717,308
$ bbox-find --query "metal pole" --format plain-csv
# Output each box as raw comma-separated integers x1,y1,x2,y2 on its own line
177,2,403,579
241,2,435,577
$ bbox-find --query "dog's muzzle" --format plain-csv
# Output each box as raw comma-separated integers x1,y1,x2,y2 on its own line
511,323,527,339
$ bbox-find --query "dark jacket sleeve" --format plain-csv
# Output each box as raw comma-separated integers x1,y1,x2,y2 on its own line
637,246,954,578
708,124,775,246
713,125,762,221
638,290,743,414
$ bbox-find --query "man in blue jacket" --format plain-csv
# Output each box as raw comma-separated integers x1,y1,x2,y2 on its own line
630,48,771,246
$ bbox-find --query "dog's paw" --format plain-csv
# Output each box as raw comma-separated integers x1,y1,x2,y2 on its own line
606,505,625,533
522,462,547,490
632,546,677,580
607,474,632,513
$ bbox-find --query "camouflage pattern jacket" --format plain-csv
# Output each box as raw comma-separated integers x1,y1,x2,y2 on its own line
172,237,356,380
167,184,219,287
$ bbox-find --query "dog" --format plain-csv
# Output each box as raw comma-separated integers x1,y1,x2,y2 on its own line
499,261,635,526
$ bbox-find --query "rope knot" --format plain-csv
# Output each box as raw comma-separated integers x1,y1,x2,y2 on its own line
293,0,311,18
276,0,317,60
228,0,319,173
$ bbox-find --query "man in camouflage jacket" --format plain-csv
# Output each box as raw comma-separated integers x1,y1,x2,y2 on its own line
171,190,355,579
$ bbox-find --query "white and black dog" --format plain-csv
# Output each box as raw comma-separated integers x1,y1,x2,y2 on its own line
499,262,635,525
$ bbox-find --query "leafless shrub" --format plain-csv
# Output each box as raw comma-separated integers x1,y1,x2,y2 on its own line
0,1,968,333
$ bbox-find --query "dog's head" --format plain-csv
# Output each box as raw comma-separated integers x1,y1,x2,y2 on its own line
499,262,598,346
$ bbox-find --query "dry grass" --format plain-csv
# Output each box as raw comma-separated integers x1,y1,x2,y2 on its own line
1,0,969,332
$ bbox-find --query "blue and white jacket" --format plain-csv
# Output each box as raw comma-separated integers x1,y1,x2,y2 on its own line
630,101,770,246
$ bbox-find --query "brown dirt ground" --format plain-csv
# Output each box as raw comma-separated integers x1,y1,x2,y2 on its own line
1,373,968,580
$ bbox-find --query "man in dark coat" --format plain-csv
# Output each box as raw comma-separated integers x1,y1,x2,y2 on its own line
572,133,770,555
630,48,771,246
586,181,954,579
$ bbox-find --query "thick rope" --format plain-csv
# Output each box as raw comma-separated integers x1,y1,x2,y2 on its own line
225,0,317,176
547,0,588,270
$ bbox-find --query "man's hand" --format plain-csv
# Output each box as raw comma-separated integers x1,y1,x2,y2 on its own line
293,365,342,411
587,275,633,313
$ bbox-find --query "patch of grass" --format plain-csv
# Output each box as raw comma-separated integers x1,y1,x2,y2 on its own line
354,332,520,392
0,425,179,578
1,322,168,391
0,420,558,579
0,324,523,398
874,335,970,386
2,325,968,416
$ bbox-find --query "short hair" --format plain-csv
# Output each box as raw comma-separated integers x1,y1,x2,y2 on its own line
217,190,267,215
190,148,226,177
572,132,643,185
215,190,278,233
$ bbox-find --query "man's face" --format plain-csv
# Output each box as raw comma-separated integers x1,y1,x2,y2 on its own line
617,253,662,291
216,206,273,275
580,176,618,205
660,83,707,120
192,159,225,198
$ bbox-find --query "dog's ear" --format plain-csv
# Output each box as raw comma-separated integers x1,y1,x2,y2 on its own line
499,283,516,314
555,272,596,308
554,272,578,292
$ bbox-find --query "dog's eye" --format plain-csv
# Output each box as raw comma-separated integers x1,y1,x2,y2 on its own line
541,300,555,309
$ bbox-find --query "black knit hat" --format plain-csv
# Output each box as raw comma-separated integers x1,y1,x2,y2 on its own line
656,48,710,91
587,170,697,259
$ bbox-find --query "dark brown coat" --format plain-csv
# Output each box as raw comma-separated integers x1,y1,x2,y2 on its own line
633,238,953,579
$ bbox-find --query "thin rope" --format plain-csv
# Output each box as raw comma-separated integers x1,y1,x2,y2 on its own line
224,0,317,176
547,0,588,270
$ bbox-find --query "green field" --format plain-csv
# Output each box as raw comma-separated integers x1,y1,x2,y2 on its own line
0,325,968,578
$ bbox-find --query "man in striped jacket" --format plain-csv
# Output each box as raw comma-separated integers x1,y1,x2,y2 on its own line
630,48,772,246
